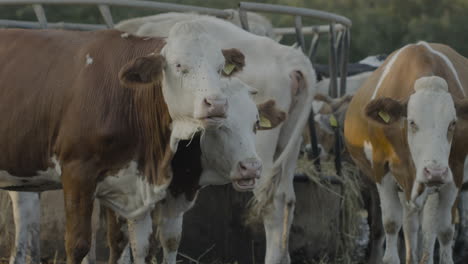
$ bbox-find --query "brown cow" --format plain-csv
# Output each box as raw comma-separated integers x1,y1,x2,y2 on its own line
0,26,248,264
344,42,468,264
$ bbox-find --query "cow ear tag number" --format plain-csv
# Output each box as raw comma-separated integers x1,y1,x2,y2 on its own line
378,111,391,123
259,115,272,128
223,63,235,75
329,115,338,128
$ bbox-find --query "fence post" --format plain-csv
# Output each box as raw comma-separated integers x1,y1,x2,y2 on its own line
32,4,47,29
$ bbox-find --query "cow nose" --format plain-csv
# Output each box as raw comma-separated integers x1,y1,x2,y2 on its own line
238,159,262,178
203,96,228,118
423,166,449,187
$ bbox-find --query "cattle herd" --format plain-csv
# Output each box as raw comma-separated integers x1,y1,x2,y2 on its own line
1,5,468,264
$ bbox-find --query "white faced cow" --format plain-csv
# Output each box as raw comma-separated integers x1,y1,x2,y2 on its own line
115,15,317,264
344,42,468,264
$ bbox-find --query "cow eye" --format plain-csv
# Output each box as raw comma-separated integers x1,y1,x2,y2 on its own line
449,120,457,130
409,120,418,133
254,120,259,134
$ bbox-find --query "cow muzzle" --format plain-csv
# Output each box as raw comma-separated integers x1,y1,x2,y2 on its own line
422,166,449,187
199,95,228,127
232,158,262,192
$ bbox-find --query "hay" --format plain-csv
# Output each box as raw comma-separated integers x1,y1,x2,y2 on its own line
295,156,365,264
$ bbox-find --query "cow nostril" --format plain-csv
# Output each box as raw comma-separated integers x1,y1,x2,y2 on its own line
239,163,247,171
204,98,212,107
424,167,430,175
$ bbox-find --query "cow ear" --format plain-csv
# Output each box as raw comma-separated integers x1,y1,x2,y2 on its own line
119,54,166,88
221,48,245,76
314,113,335,135
365,97,407,125
331,95,353,111
290,70,306,96
257,100,287,130
455,98,468,120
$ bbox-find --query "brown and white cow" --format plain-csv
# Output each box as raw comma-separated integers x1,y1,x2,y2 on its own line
344,42,468,264
104,78,287,264
0,25,248,264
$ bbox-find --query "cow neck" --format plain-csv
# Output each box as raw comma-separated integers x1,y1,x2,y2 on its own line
131,83,172,186
168,132,203,201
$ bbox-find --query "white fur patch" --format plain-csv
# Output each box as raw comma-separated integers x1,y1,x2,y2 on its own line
120,32,130,38
96,161,168,219
0,155,62,189
417,41,465,96
414,76,448,93
312,100,324,114
86,54,93,65
170,119,203,152
371,45,410,99
363,141,373,167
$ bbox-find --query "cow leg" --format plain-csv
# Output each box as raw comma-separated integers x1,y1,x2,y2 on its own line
365,178,385,264
398,192,420,264
420,183,457,264
8,191,41,264
156,192,196,264
62,163,97,264
127,211,153,264
376,173,402,264
105,207,128,264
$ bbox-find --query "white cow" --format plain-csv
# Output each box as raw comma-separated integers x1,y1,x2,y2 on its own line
115,14,316,264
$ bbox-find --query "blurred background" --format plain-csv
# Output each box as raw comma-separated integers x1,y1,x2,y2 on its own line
1,0,467,63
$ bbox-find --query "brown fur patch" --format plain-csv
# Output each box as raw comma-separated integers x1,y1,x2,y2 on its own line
221,48,245,76
257,99,287,130
164,236,181,252
438,228,454,246
455,98,468,120
383,221,399,234
313,93,332,104
364,97,407,125
119,54,166,88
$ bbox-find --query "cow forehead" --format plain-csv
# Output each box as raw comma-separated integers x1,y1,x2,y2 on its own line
164,30,223,64
408,91,455,124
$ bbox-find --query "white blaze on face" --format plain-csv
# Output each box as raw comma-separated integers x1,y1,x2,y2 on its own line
199,78,261,189
408,76,457,200
161,20,226,122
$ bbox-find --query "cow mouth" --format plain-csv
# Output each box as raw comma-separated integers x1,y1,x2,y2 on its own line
425,180,445,187
232,178,257,191
199,115,227,126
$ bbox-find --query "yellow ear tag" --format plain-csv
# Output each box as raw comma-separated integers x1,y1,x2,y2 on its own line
378,111,391,123
223,63,235,75
259,115,272,128
329,114,338,128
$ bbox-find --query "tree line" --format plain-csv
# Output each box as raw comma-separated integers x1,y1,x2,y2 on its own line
1,0,467,62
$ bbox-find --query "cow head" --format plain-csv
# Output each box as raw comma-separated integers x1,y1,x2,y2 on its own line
119,20,245,128
303,94,353,160
199,78,286,191
365,76,468,200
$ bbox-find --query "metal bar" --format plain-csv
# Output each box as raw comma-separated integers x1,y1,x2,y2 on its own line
307,108,321,172
0,0,231,18
274,24,346,36
32,4,47,28
238,8,250,31
339,29,350,96
0,19,106,30
294,16,306,53
98,4,114,28
308,33,319,62
328,23,338,98
333,128,342,176
239,2,352,27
